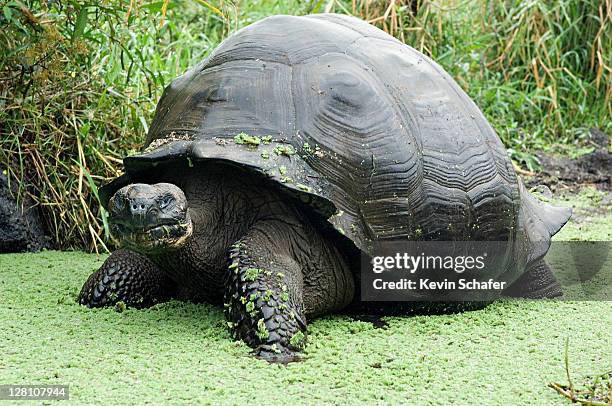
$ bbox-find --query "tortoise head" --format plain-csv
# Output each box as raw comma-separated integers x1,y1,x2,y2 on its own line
108,183,192,253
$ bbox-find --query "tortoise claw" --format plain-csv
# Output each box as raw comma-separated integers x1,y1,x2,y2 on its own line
254,345,303,364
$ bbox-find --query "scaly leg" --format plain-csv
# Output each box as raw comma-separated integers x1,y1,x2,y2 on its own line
78,249,174,308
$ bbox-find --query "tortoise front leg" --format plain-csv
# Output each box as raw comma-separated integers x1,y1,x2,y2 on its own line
224,222,308,363
78,249,174,308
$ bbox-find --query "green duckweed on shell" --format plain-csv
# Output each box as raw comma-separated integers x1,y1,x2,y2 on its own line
273,145,296,156
234,133,261,146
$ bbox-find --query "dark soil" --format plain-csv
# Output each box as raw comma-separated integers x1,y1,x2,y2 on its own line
526,128,610,192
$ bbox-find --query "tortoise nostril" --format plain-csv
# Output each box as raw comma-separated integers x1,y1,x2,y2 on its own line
128,199,152,216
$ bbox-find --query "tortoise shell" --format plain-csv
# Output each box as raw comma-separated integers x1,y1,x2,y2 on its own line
101,14,570,286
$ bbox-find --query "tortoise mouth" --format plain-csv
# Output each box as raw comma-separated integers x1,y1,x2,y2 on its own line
115,220,193,252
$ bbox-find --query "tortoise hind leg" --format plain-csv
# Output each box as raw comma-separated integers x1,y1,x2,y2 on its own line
503,259,562,299
78,249,175,308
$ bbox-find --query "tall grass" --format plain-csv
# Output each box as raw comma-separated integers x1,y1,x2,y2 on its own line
0,0,223,251
0,0,609,251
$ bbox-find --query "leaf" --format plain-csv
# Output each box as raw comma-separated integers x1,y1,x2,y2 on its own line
139,115,149,134
509,149,542,172
72,5,89,40
141,1,165,12
142,0,178,12
3,5,13,22
309,0,326,13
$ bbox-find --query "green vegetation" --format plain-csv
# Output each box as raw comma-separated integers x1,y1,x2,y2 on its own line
273,144,296,157
234,132,262,146
244,267,262,281
256,318,270,340
1,0,609,252
289,330,306,349
0,257,609,403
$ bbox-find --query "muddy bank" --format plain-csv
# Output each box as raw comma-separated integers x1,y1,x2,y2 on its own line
526,128,610,192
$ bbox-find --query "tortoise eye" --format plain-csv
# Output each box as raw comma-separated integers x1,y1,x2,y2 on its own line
159,195,174,210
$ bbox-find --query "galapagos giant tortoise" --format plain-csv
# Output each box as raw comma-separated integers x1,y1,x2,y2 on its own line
79,14,571,361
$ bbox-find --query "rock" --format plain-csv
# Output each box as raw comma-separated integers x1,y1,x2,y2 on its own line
588,128,609,149
579,149,611,179
0,173,49,253
531,185,553,199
